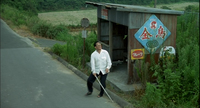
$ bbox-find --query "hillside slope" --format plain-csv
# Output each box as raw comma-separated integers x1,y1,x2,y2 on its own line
38,2,199,26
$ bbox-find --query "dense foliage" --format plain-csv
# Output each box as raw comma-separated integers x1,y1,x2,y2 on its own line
0,0,199,12
136,9,199,108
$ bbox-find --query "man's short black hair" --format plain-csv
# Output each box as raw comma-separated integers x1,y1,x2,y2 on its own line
94,41,99,47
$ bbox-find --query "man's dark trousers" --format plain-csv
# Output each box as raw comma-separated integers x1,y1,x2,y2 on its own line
87,71,108,96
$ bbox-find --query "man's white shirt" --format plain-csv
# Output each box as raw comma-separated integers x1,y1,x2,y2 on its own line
90,49,112,75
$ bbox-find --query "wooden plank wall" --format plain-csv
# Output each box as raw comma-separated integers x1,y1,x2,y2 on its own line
128,13,178,84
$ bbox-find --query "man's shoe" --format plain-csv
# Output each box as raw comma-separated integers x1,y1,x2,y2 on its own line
85,92,92,96
97,94,102,98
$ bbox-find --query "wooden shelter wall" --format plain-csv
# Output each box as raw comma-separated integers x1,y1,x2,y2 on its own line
160,15,177,49
100,20,109,45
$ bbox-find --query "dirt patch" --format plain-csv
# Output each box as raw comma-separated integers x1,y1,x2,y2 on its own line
13,26,48,39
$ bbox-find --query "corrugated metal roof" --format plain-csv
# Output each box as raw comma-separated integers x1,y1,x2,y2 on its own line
85,1,184,15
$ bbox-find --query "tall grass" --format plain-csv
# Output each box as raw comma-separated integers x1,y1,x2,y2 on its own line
51,31,97,68
0,4,29,26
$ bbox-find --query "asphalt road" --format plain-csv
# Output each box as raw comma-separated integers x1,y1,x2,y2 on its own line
0,19,121,108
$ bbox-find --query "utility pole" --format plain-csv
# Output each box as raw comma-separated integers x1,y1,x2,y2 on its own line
154,0,157,8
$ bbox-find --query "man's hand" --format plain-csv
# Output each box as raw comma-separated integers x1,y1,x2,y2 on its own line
106,68,109,73
93,73,97,77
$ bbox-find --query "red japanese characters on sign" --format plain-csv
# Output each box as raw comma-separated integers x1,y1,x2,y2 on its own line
156,25,166,39
140,27,152,40
151,21,157,29
134,15,171,53
140,24,167,40
131,49,145,60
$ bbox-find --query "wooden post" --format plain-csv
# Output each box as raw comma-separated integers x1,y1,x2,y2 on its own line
154,0,157,8
97,18,101,40
109,21,113,72
81,18,89,68
127,29,133,84
127,29,140,84
109,21,113,61
83,27,86,68
83,31,85,68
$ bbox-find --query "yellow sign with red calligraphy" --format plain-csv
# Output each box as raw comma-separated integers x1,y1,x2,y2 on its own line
131,49,145,60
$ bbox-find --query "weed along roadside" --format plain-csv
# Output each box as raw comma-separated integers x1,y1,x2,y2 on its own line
1,1,199,107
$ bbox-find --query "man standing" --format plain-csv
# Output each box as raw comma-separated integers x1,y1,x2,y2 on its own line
85,41,112,98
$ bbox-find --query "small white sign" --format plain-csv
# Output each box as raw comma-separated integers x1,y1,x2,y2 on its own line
82,30,87,38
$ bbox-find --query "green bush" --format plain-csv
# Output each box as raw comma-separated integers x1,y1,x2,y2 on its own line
134,58,150,87
51,43,64,56
55,31,71,42
85,31,97,59
52,33,83,65
138,82,166,108
26,16,40,29
161,6,171,10
52,31,97,68
31,21,52,38
0,4,29,26
31,21,70,39
185,5,199,12
47,24,69,39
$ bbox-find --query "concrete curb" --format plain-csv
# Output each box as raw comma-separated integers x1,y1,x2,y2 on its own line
47,51,134,108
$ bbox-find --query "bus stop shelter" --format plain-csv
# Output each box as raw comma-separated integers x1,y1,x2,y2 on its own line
86,1,184,84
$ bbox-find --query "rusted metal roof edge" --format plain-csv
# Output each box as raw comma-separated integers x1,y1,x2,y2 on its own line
85,1,118,8
85,1,184,15
86,1,101,6
117,7,184,15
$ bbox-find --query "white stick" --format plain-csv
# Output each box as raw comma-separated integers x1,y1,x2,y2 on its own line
95,75,114,102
